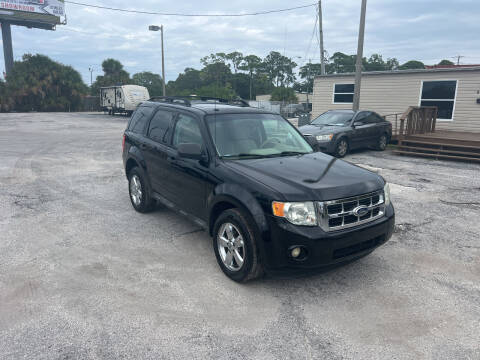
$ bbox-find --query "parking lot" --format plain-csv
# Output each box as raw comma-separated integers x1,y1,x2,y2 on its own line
0,112,479,359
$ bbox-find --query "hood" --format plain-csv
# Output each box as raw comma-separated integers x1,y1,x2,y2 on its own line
299,124,346,135
223,153,384,202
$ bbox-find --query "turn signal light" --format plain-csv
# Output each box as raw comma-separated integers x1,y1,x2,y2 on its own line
272,201,285,217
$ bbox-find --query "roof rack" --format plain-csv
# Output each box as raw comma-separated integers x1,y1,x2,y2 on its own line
148,96,192,106
148,95,250,108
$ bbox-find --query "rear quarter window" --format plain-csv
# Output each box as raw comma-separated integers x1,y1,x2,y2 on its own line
128,106,154,134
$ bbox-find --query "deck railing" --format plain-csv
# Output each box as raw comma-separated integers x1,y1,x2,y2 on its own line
398,106,437,139
383,112,403,137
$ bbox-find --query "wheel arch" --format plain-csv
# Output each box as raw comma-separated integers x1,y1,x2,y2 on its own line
207,186,269,237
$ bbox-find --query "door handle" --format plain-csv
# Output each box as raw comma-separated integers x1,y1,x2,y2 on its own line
139,143,148,150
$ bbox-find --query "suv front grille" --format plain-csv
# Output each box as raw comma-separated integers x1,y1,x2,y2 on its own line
317,190,385,232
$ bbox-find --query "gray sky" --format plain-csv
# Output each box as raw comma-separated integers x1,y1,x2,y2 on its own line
2,0,480,84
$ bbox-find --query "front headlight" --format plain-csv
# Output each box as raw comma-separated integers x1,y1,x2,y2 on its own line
384,183,391,206
316,134,333,142
272,201,317,226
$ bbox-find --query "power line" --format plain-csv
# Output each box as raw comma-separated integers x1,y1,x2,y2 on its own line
65,1,316,17
302,12,318,66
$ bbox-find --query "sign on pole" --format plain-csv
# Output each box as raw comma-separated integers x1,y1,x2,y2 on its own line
0,0,65,30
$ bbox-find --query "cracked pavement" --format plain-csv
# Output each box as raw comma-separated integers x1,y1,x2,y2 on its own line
0,113,479,359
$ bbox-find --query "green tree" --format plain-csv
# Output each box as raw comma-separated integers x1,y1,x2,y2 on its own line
398,60,425,70
271,87,298,102
91,58,131,95
239,54,262,99
328,52,356,73
1,54,87,112
132,71,163,97
226,52,243,74
263,51,297,87
438,59,454,66
298,62,322,92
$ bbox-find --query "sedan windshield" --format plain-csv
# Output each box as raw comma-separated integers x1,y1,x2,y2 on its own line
311,111,353,126
206,113,312,159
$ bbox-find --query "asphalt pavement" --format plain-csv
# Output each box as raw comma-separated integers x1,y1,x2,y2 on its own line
0,112,479,359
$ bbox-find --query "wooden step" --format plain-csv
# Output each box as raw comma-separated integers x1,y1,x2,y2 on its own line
393,150,480,163
397,145,480,157
399,139,480,150
404,136,480,147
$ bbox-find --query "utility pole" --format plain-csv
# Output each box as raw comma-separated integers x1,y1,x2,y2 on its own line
1,21,14,77
149,25,166,96
353,0,367,112
318,1,325,75
453,55,465,65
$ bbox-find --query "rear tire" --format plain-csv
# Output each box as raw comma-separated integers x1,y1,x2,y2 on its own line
128,167,155,213
334,138,349,158
376,133,388,151
212,209,263,282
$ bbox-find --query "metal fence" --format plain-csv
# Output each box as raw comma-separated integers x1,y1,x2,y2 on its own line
248,100,311,119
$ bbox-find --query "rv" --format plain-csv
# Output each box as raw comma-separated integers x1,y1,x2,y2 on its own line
100,85,150,115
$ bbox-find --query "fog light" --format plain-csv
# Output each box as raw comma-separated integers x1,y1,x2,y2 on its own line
291,247,302,258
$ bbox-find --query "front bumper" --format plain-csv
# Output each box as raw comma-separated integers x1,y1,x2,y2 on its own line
261,204,395,272
315,140,336,154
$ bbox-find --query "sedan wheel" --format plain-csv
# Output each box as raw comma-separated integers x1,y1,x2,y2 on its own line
377,134,388,151
335,139,349,157
217,223,245,271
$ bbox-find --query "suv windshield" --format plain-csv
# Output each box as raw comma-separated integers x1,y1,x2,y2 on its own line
311,111,353,126
206,113,312,159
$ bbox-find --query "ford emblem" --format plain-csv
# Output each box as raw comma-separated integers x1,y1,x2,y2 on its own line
353,205,369,217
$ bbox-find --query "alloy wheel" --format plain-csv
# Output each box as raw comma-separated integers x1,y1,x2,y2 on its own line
217,223,245,272
129,174,142,206
338,140,348,156
379,135,387,150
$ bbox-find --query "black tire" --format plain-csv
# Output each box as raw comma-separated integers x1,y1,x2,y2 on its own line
212,208,263,282
334,137,349,158
376,133,388,151
128,167,155,213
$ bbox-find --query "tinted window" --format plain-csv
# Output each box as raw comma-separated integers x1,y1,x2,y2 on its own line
333,84,355,103
129,106,154,134
148,110,175,143
173,114,203,148
420,80,457,120
364,112,383,124
334,84,355,93
421,81,456,99
354,112,369,123
311,111,353,126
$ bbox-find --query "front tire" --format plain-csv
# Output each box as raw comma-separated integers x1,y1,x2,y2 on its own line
128,167,155,213
213,209,263,282
334,138,349,158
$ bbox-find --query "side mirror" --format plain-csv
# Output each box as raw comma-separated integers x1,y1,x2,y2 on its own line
177,143,203,161
353,121,364,127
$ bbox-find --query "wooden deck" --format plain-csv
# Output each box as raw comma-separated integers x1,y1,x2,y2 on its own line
407,131,480,145
395,130,480,163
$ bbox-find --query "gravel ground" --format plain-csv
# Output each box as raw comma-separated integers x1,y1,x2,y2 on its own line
0,112,479,360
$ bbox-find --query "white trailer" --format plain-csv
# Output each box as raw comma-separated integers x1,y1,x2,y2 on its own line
100,85,150,115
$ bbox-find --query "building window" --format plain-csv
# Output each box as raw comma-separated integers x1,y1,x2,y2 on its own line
419,80,457,120
333,84,355,103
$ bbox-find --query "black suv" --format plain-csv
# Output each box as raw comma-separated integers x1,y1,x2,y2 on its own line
299,110,392,157
122,97,395,282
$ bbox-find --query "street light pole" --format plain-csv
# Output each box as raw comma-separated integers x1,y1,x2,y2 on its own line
353,0,367,111
88,66,94,86
149,24,166,96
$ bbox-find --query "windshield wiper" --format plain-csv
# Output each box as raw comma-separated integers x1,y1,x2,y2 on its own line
221,153,266,159
267,151,309,157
